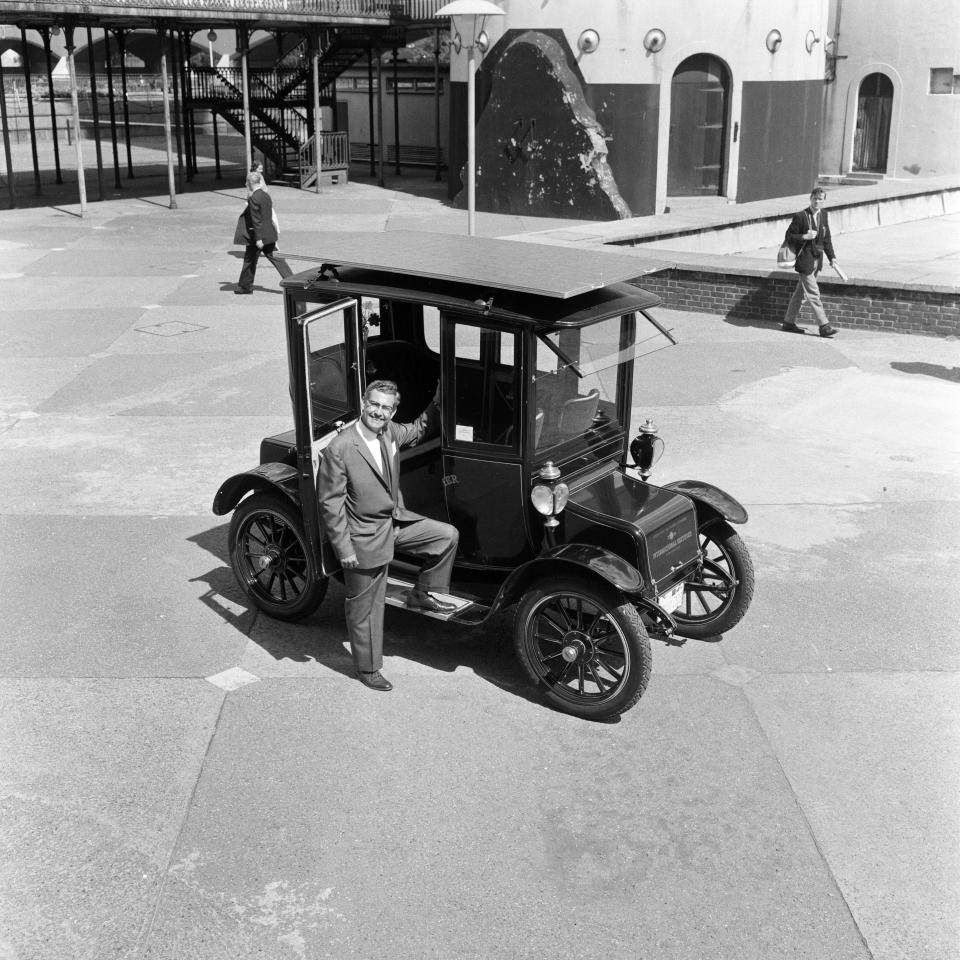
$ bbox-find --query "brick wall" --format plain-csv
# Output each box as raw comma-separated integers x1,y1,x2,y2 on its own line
639,269,960,337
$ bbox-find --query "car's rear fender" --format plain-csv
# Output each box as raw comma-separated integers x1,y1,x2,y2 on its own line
662,480,748,526
212,463,301,516
491,543,645,614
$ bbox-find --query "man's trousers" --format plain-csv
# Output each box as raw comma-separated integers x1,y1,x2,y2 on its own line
783,270,829,328
342,516,459,673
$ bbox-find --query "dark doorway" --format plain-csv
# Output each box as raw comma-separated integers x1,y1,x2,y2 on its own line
853,72,893,173
667,54,730,196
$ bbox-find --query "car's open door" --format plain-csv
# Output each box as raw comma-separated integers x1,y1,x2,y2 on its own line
291,298,360,576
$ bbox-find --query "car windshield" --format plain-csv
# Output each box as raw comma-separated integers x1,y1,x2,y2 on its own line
532,312,673,451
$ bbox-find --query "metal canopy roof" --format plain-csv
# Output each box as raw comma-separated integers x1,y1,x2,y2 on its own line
305,231,646,299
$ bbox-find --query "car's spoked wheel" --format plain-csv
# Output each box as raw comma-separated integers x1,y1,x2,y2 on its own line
228,494,327,620
514,579,651,720
672,520,754,639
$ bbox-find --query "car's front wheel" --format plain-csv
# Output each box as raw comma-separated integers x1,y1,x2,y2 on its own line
672,519,754,638
228,493,327,620
514,578,652,720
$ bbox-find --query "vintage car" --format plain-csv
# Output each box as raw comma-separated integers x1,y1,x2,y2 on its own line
213,232,754,720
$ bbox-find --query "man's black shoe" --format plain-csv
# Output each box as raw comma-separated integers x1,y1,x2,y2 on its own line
234,287,253,295
819,324,839,338
405,590,457,613
357,670,392,691
781,322,805,334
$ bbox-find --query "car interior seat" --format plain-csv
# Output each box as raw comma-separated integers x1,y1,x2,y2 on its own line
557,388,601,437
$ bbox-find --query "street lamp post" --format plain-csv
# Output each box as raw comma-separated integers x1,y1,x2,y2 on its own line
435,0,504,236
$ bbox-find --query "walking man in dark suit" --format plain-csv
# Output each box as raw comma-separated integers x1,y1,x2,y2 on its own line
234,170,292,294
782,187,843,338
318,380,459,691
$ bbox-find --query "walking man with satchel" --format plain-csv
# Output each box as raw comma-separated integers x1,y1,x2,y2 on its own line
781,187,844,338
234,170,293,294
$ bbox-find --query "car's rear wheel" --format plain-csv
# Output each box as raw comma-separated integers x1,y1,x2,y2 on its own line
228,493,327,620
514,578,652,720
672,520,754,638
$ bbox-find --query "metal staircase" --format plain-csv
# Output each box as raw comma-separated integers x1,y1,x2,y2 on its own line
190,25,404,184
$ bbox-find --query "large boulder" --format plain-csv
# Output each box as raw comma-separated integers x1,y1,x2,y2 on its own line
460,30,631,221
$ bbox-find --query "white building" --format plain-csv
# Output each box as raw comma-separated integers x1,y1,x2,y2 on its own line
820,0,960,180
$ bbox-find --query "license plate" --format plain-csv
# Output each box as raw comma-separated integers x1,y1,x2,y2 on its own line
657,582,685,614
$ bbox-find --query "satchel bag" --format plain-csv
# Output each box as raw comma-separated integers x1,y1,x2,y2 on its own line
776,228,798,268
233,209,250,246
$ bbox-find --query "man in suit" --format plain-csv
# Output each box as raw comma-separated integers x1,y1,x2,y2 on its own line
318,380,459,691
781,187,842,338
234,170,292,294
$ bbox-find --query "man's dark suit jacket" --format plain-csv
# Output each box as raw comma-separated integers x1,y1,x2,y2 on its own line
786,207,835,276
318,404,439,569
233,189,279,246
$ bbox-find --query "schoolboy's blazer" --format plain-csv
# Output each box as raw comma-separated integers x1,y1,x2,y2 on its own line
786,207,836,276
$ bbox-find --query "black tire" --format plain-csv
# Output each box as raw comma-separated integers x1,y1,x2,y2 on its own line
514,578,652,720
228,493,327,621
673,520,754,639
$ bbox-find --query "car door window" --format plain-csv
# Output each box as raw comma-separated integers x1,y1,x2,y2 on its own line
451,321,518,448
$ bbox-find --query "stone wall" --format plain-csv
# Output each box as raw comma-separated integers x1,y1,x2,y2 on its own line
638,269,960,337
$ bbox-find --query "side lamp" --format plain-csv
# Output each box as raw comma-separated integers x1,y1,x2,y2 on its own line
643,28,666,54
577,29,600,55
629,419,665,480
531,461,570,530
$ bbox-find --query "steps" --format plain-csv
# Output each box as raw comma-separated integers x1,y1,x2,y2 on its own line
384,576,489,626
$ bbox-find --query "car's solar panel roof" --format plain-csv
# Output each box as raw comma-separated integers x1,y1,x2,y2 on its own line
305,231,646,299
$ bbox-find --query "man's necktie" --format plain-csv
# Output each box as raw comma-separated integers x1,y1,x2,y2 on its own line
378,432,393,490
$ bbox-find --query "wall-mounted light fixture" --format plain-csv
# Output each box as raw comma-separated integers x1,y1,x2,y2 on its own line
805,29,820,53
765,29,782,53
643,28,666,53
577,29,600,55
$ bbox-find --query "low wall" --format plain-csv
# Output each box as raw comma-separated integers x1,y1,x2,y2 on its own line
618,184,960,255
639,268,960,337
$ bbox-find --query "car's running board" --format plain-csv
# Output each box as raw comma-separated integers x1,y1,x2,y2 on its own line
384,576,489,625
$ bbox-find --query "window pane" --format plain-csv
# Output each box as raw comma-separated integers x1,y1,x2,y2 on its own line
305,308,351,433
453,324,516,446
930,68,953,94
533,317,629,449
423,306,440,352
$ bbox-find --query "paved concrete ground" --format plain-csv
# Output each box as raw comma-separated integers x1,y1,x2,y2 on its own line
1,176,959,960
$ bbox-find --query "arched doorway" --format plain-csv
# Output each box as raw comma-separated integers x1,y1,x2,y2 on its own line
853,72,893,173
667,54,730,196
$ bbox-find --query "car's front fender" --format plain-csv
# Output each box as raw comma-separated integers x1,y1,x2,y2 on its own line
663,480,748,525
212,463,300,516
490,543,645,615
